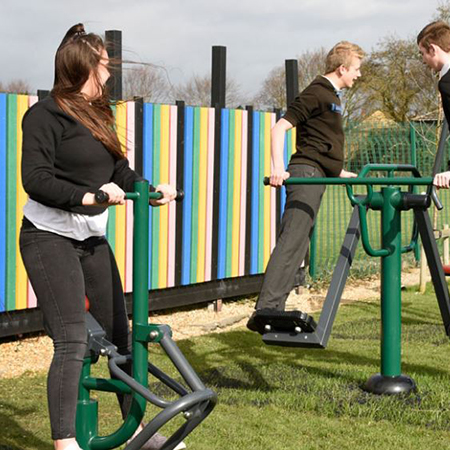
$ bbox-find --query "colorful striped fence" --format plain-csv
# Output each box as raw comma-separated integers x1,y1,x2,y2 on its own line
0,94,304,314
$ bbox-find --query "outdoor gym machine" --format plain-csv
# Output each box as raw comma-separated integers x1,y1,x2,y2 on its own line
253,134,450,394
76,181,217,450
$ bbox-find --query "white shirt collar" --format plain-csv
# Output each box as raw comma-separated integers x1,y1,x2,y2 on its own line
440,62,450,79
322,76,341,95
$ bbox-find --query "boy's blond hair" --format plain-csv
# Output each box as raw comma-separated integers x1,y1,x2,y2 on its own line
325,41,365,73
417,21,450,52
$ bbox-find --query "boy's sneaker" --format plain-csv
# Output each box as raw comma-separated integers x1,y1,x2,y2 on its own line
127,430,186,450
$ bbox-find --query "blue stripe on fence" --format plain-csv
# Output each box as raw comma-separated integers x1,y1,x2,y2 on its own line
250,111,260,274
217,109,230,279
181,107,194,285
143,103,153,289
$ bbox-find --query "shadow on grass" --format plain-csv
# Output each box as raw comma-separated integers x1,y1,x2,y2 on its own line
176,327,450,393
0,402,48,450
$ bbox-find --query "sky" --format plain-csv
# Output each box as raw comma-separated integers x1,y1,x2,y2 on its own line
0,0,445,99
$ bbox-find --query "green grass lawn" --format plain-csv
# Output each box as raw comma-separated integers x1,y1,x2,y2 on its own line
2,284,450,449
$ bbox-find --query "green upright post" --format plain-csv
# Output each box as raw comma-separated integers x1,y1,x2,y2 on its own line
76,358,98,449
77,184,149,449
364,187,416,395
132,181,150,396
380,187,402,376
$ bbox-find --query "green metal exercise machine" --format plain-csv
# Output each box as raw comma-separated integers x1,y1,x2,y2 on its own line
76,181,217,450
253,123,450,395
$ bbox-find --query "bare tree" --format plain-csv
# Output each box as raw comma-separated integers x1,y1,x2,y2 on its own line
123,65,171,103
252,48,327,110
252,66,285,110
171,74,244,108
0,79,32,94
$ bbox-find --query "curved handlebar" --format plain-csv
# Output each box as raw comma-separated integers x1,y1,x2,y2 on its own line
94,189,185,204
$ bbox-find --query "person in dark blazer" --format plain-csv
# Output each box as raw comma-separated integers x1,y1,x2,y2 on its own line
418,21,450,189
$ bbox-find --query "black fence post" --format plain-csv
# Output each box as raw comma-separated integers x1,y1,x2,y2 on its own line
210,46,226,279
37,90,50,101
285,59,299,108
133,97,144,177
105,30,122,101
211,46,227,108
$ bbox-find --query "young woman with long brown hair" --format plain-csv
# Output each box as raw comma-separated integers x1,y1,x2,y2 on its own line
20,24,183,450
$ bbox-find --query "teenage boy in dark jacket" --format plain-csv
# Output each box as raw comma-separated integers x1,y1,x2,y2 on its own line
418,21,450,189
247,41,365,331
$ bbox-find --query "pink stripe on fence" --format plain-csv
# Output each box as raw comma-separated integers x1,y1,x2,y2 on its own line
270,113,276,252
239,110,248,276
27,96,39,308
204,108,215,281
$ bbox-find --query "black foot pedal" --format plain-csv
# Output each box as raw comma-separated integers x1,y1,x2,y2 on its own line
249,309,317,335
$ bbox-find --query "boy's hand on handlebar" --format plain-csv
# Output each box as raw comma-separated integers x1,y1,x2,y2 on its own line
83,183,125,205
339,169,358,178
434,171,450,189
150,184,177,206
269,168,290,187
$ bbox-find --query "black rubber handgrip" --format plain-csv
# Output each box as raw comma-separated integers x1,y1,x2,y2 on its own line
94,189,185,204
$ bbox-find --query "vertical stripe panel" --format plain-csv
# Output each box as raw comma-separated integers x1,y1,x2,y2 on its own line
231,110,242,277
6,95,17,311
106,105,116,255
190,108,201,283
125,101,135,293
263,113,272,268
16,95,28,310
258,113,265,273
167,105,177,288
151,104,161,289
204,108,215,282
225,110,235,278
217,109,229,279
270,113,277,252
239,110,248,276
196,107,208,283
158,105,170,288
0,94,6,312
250,111,260,274
114,102,127,287
181,107,193,285
143,103,153,289
26,96,38,309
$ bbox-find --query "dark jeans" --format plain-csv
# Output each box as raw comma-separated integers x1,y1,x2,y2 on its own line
256,164,326,310
20,218,131,440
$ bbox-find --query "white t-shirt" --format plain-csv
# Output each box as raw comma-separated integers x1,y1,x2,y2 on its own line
24,198,108,241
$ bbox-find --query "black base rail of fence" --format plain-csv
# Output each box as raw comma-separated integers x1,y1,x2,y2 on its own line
0,274,264,339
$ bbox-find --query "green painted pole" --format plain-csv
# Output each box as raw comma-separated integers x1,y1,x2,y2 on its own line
76,358,98,450
380,187,402,377
131,180,150,393
88,183,149,449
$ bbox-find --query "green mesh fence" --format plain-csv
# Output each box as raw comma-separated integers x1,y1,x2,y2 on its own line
312,121,450,278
